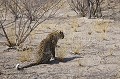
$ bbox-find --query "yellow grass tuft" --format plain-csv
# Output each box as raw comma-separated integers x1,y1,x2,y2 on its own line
18,49,32,62
94,20,109,33
100,32,107,40
6,27,16,46
56,46,67,62
107,48,115,56
60,0,66,8
93,20,110,40
55,0,66,9
72,43,82,55
72,45,80,54
70,17,79,32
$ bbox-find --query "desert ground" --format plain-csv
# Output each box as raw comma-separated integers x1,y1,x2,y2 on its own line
0,1,120,79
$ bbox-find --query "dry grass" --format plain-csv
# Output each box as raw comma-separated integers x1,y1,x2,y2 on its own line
6,27,16,46
100,32,107,40
55,0,66,9
29,31,36,44
93,19,110,40
71,36,82,55
17,32,35,62
107,48,115,56
71,42,82,55
18,49,33,62
94,20,109,33
37,23,57,30
70,17,79,32
56,46,67,61
59,0,67,9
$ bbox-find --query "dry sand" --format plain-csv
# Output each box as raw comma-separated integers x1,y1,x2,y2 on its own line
0,17,120,79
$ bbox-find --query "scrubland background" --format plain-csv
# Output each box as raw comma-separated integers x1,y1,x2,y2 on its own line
0,0,120,79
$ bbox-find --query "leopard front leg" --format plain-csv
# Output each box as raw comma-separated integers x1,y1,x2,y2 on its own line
51,45,56,60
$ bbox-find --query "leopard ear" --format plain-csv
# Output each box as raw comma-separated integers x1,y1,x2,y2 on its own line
59,31,63,34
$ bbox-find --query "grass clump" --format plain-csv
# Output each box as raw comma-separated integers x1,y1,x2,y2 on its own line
56,46,67,62
94,20,110,40
71,43,82,55
70,17,79,32
18,49,33,63
71,37,82,55
6,27,16,47
94,20,109,33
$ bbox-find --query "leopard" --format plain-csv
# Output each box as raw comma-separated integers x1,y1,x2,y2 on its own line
46,30,64,58
16,30,64,70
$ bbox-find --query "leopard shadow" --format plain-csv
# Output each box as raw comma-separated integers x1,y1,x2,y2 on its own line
49,56,82,64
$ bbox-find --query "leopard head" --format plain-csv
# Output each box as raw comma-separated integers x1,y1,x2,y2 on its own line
58,31,64,39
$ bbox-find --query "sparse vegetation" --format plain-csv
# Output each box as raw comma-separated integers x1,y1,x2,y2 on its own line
70,17,79,32
72,43,82,55
71,37,82,55
94,20,109,40
68,0,103,18
5,27,16,47
68,0,120,19
0,0,62,49
94,20,109,33
0,0,120,79
18,48,32,62
108,48,114,56
56,46,67,62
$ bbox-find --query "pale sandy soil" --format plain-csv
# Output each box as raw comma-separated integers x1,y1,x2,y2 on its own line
0,17,120,79
0,0,120,78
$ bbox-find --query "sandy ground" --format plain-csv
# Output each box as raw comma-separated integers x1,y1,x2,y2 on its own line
0,17,120,79
0,0,120,78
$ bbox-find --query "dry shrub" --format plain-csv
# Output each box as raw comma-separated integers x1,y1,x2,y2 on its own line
6,27,35,48
29,31,36,44
1,0,62,47
15,31,35,50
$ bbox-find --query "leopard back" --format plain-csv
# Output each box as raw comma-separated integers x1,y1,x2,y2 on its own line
36,38,53,63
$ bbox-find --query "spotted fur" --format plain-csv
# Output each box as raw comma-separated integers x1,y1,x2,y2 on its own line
16,30,64,70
